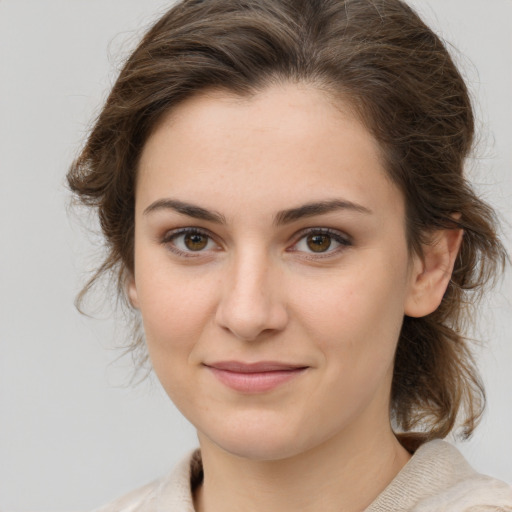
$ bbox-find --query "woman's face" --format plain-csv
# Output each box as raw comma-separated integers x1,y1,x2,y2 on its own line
130,83,421,460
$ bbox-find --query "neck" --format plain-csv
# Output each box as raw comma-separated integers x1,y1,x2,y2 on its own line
194,424,410,512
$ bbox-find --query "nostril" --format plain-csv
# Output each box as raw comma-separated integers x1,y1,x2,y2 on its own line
215,296,288,341
214,258,289,340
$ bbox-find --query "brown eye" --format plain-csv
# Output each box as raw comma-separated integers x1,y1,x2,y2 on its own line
306,233,332,252
290,229,351,257
184,232,209,251
163,228,218,256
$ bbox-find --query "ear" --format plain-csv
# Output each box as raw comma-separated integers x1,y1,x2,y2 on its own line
404,227,463,318
127,275,140,309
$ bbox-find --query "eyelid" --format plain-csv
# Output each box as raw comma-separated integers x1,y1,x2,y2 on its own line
159,226,352,259
161,227,221,257
287,227,353,256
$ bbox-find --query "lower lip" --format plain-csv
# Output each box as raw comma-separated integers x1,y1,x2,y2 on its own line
207,367,307,393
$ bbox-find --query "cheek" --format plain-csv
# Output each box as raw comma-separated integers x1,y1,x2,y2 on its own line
136,273,216,408
288,264,407,435
134,259,219,365
292,253,409,373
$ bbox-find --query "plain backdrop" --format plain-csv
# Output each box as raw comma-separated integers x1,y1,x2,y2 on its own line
1,1,511,510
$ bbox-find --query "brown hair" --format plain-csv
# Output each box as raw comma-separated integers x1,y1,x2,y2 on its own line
67,0,506,441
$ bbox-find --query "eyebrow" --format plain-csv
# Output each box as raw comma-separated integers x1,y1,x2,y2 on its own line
143,199,227,223
143,198,372,225
273,199,373,225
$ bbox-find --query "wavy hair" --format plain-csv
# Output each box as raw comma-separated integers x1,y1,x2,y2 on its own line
67,0,506,441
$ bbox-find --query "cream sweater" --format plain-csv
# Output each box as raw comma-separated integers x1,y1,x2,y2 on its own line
94,440,512,511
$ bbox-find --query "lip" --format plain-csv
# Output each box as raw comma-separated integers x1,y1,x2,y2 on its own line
204,361,309,393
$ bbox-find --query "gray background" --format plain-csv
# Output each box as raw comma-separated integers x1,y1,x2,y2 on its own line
1,1,511,510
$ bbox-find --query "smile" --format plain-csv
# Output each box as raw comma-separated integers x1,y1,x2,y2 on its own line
204,361,309,393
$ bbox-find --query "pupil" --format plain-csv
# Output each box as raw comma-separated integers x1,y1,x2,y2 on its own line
185,233,208,251
307,234,331,252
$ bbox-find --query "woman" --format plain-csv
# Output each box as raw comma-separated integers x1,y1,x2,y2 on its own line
68,0,512,510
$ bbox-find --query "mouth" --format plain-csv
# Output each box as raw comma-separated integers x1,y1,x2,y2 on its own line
204,361,309,393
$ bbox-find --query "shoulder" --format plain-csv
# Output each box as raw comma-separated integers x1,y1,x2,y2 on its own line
92,481,157,512
368,439,512,512
91,450,200,512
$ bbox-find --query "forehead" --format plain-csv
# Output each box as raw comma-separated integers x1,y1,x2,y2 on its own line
136,83,403,222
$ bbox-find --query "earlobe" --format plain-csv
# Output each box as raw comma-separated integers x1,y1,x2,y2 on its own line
404,228,463,318
127,277,140,309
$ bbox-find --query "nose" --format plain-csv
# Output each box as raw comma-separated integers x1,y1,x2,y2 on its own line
215,248,289,341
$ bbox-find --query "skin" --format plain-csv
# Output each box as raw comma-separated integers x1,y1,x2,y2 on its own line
128,83,462,512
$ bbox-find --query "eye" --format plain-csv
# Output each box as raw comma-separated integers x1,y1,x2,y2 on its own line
290,228,351,256
162,228,218,256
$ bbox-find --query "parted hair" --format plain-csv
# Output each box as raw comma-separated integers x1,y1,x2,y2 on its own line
67,0,506,442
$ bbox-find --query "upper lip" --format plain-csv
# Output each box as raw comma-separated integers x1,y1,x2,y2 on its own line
205,361,309,373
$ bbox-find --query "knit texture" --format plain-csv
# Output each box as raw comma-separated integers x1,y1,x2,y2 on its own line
94,440,512,511
366,440,512,511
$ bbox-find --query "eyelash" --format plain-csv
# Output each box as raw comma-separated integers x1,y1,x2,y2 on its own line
288,228,352,259
161,227,218,258
160,227,352,259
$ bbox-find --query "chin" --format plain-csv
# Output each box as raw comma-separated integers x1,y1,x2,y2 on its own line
213,435,307,462
197,414,320,462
